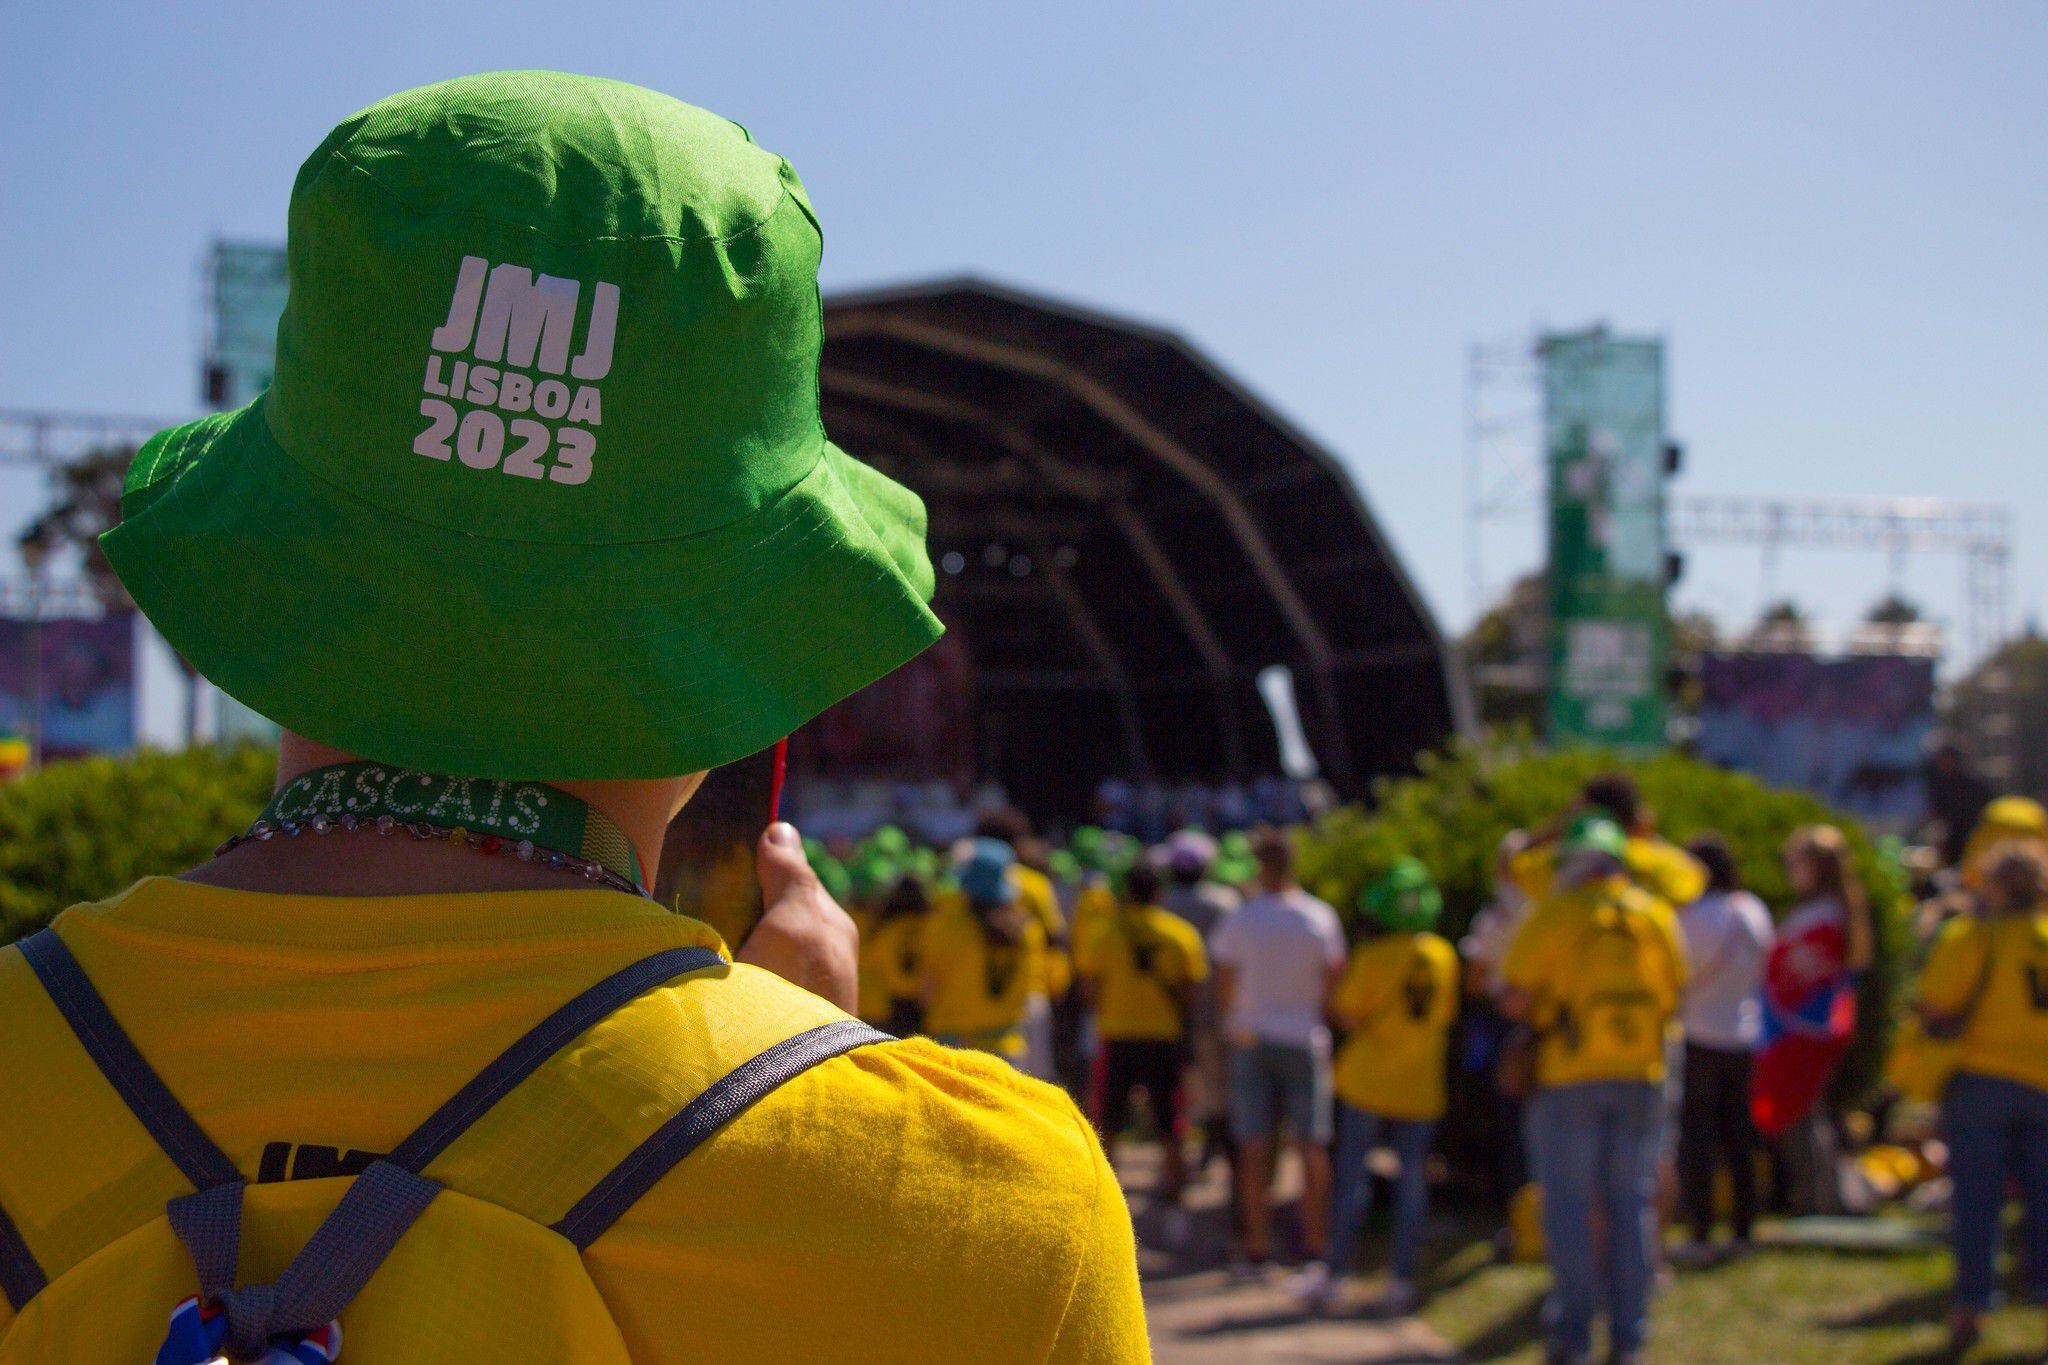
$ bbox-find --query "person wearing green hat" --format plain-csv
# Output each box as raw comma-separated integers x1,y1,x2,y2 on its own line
1291,859,1458,1314
0,72,1144,1362
1506,773,1708,911
843,848,924,1035
1500,815,1689,1365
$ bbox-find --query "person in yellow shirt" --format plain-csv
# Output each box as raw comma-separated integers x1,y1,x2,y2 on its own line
0,73,1146,1362
1509,772,1708,910
1067,828,1141,952
1958,796,2048,892
976,808,1073,1082
1075,864,1208,1230
1914,842,2048,1355
1292,859,1459,1313
921,840,1049,1065
1502,815,1688,1365
854,869,929,1037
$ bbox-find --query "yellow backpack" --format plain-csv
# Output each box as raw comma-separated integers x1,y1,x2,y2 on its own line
1549,895,1677,1074
0,929,887,1362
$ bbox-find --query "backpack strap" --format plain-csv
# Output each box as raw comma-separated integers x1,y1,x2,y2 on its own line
8,925,887,1348
553,1017,887,1248
0,929,245,1312
0,1201,41,1311
388,944,725,1171
17,929,241,1191
152,942,728,1357
166,1159,440,1356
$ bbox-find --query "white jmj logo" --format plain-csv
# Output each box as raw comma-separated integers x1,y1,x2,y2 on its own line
430,255,618,379
414,256,617,487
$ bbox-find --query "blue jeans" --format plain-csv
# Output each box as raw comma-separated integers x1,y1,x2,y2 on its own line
1527,1081,1662,1359
1942,1070,2048,1312
1326,1104,1436,1279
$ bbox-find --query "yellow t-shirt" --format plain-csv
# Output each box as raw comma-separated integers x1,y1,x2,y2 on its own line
1074,904,1209,1043
1502,876,1689,1088
930,866,1070,1000
853,907,924,1027
1330,933,1460,1121
1511,835,1707,908
919,902,1048,1059
1917,907,2048,1095
0,879,1144,1361
1070,881,1117,962
1012,864,1072,999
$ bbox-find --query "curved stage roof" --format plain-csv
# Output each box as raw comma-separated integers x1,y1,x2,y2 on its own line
821,278,1469,814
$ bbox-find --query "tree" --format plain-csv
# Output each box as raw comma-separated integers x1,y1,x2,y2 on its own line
1294,732,1912,1166
1866,593,1922,626
1948,628,2048,800
0,744,276,942
1461,573,1547,731
1464,575,1728,729
17,442,211,745
1748,599,1816,651
15,444,134,608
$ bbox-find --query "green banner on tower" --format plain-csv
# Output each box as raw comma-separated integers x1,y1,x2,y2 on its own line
1540,328,1670,752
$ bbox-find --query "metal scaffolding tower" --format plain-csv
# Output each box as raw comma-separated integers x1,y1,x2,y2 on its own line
0,408,172,470
1462,340,1544,619
1462,337,2020,784
1670,494,2017,785
1669,496,2012,665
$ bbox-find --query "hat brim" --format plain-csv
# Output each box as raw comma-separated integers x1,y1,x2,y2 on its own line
102,399,943,780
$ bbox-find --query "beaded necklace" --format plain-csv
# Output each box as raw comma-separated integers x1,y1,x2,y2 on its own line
215,761,648,898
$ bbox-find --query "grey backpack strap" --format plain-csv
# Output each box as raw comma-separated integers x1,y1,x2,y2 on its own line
7,928,239,1315
389,945,724,1171
18,929,241,1191
168,1162,439,1356
165,1180,245,1305
158,943,726,1351
0,1200,43,1311
553,1019,889,1248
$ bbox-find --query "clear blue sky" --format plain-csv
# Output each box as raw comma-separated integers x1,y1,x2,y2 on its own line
4,1,2042,648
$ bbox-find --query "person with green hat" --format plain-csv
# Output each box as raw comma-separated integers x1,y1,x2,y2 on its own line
0,71,1144,1363
849,854,928,1036
1506,772,1708,911
1291,859,1458,1314
1500,815,1689,1365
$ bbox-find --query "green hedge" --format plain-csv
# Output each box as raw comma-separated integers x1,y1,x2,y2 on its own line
1295,732,1912,1108
0,745,276,943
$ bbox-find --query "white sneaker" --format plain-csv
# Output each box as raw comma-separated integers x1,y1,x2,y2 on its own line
1288,1262,1335,1309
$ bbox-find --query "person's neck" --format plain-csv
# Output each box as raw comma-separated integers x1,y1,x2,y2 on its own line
185,732,702,898
1256,876,1297,897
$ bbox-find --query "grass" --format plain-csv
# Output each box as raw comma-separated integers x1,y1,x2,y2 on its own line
1417,1221,2047,1364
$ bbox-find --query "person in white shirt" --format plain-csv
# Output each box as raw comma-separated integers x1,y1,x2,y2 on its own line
1209,828,1347,1274
1674,832,1776,1259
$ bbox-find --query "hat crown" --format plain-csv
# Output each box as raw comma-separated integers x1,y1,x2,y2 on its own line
1561,814,1629,862
304,71,791,247
263,70,826,545
1360,856,1441,931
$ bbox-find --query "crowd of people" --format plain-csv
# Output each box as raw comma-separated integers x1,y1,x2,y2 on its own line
5,66,2042,1365
809,772,2048,1365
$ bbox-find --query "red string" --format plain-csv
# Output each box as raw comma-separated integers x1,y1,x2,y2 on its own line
767,736,789,824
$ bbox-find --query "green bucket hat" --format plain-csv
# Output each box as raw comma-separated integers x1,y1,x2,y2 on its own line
102,71,942,780
1359,857,1442,934
1560,813,1630,864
